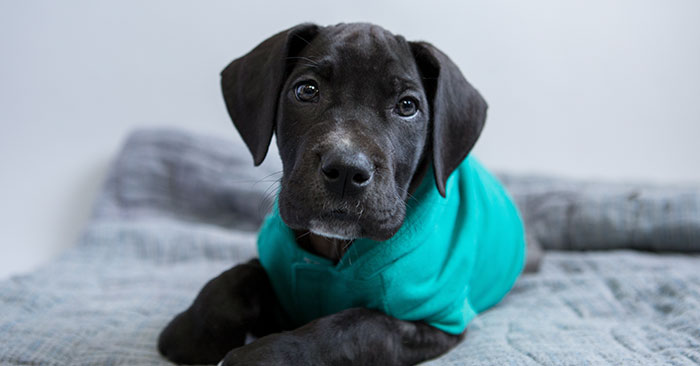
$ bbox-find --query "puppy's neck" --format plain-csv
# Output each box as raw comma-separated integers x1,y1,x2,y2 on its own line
296,232,353,263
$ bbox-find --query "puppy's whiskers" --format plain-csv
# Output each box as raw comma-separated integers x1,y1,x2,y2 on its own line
223,169,282,185
258,177,282,217
252,170,283,186
285,56,320,67
291,33,314,47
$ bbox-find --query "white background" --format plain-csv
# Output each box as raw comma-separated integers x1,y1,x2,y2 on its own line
1,0,699,279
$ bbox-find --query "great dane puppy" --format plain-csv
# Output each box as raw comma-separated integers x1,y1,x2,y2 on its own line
158,22,532,366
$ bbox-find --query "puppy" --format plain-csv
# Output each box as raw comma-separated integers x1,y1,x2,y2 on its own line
158,22,530,366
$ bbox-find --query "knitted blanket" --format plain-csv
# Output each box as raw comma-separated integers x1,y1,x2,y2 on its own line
1,128,698,365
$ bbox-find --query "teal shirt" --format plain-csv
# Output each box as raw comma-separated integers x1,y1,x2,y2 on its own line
257,156,525,334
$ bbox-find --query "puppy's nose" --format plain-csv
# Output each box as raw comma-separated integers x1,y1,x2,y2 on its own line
320,150,374,197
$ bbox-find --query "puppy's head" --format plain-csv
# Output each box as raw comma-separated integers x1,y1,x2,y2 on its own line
222,23,487,241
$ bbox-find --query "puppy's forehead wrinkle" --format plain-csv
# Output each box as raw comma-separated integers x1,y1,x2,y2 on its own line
321,26,408,66
294,27,422,98
293,59,334,79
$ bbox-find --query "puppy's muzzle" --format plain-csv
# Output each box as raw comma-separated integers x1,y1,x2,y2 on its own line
320,148,374,198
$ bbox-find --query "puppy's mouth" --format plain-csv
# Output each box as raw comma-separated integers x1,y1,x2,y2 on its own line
278,174,406,242
308,210,361,240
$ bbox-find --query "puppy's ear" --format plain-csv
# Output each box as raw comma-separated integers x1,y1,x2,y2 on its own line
409,42,488,197
221,23,319,165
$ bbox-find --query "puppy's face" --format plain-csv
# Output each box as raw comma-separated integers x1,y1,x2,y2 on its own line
276,25,429,240
222,23,487,242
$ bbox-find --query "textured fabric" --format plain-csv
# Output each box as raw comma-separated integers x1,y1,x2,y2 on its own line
259,156,525,334
0,128,699,365
500,174,700,252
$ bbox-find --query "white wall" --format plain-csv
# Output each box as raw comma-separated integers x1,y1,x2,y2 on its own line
1,0,699,279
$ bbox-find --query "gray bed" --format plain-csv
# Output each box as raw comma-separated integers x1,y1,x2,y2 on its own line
1,128,698,365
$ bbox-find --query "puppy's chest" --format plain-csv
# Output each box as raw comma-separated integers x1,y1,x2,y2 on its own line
269,234,466,329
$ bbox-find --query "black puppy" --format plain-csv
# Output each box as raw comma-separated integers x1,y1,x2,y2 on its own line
159,23,528,366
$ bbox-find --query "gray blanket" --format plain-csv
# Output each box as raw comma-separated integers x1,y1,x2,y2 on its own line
1,128,699,365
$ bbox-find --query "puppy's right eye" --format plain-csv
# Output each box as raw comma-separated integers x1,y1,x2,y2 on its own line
295,82,319,102
396,97,418,117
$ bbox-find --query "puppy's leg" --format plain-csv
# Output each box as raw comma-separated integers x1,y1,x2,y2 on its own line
220,308,463,366
158,259,281,365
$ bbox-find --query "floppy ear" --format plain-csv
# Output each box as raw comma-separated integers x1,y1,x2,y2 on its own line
409,41,488,197
221,23,320,165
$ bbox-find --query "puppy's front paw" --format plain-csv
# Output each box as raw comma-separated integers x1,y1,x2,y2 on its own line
158,310,246,365
220,333,317,366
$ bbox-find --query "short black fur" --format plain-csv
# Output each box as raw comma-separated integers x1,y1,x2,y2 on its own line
160,22,490,365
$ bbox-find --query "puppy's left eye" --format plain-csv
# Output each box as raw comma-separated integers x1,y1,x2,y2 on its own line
396,97,418,117
295,81,319,102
